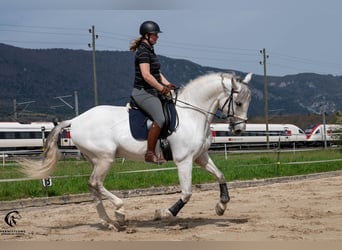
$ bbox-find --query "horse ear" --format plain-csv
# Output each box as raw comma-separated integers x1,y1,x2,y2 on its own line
243,73,253,84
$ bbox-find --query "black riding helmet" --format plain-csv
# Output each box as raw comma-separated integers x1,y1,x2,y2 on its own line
139,21,162,36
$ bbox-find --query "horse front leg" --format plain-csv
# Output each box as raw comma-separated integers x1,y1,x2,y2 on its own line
154,158,193,220
195,153,230,216
216,183,230,216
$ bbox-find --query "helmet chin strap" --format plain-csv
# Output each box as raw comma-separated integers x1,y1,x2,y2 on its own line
146,34,153,46
143,33,155,46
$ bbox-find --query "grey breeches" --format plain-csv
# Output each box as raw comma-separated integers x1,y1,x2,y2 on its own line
131,88,165,128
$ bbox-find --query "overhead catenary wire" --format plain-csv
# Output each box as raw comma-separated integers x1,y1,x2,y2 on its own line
1,23,342,75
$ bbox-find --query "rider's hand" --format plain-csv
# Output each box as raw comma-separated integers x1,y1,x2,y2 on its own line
161,86,171,96
167,83,177,90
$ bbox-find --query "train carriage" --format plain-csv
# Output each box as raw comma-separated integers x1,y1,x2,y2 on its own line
0,122,54,150
210,123,307,148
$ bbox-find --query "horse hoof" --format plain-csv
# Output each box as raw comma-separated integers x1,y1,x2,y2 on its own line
154,209,174,221
113,221,127,232
101,220,115,230
215,202,227,216
101,220,125,232
115,208,126,226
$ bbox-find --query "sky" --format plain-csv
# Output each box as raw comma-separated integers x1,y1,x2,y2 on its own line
1,0,342,77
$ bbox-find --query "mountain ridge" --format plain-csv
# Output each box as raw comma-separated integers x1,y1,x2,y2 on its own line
0,43,341,125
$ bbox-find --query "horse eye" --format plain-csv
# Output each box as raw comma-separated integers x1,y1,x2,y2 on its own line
235,102,242,107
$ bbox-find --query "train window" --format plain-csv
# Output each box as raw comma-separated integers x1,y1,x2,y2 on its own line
19,132,31,139
19,132,40,139
216,131,233,136
33,132,43,139
5,132,15,139
0,132,15,139
0,131,43,140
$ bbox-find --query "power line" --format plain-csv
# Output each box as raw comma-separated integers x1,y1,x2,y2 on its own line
1,23,341,75
0,28,88,37
0,23,86,32
0,39,87,47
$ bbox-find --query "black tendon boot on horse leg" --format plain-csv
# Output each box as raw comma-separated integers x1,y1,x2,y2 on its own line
168,199,186,216
216,183,230,216
145,121,166,164
154,199,186,220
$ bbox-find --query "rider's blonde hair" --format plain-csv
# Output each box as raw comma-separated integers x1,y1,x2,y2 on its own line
129,37,144,52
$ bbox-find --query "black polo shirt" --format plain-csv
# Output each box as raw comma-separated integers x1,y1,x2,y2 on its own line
134,42,161,90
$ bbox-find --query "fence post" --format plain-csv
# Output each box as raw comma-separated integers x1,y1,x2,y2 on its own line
293,142,296,155
276,137,281,175
224,144,228,160
2,153,8,168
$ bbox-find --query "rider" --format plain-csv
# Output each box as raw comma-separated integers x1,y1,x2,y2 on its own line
130,21,176,164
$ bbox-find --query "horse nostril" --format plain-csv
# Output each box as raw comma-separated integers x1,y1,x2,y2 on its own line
234,129,242,135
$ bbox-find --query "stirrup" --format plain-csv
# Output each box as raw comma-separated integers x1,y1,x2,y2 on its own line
145,151,166,165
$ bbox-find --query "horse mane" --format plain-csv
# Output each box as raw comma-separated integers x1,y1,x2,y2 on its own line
179,72,235,95
178,73,250,103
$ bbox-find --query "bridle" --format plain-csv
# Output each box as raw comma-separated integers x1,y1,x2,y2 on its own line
217,74,249,127
174,74,249,127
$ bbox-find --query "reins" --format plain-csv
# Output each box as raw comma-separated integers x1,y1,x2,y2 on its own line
172,90,221,119
173,74,247,121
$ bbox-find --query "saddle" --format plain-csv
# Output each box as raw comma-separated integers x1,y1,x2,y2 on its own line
128,96,178,161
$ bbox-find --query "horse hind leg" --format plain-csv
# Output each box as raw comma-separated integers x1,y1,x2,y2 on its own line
89,180,126,231
88,183,113,227
88,159,126,230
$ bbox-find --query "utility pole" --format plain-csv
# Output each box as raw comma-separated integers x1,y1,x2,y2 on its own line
74,91,79,116
322,104,327,149
88,25,99,106
260,48,270,149
13,99,17,120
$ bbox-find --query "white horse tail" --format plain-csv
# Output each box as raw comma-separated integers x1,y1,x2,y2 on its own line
19,120,72,179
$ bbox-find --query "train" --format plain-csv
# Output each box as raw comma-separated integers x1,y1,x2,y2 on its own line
305,124,342,146
0,121,74,151
0,121,341,152
210,122,342,148
210,123,307,148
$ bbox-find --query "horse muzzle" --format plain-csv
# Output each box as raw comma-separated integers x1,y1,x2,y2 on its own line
230,120,246,136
